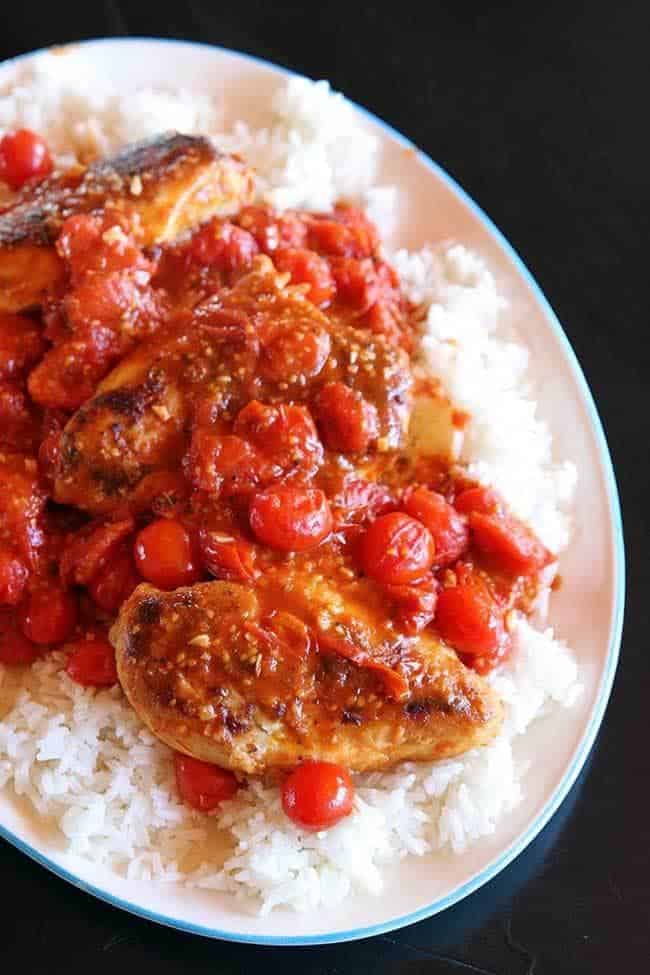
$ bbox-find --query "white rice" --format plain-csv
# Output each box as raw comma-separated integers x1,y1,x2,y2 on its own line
0,54,581,914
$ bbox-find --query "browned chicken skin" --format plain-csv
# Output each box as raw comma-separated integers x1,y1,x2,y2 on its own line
0,133,254,311
112,579,503,776
54,257,412,514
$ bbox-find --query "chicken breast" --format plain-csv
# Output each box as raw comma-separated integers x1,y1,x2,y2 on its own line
0,133,254,311
112,579,503,776
54,257,412,514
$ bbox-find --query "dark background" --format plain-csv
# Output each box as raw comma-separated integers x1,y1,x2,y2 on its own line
1,3,647,972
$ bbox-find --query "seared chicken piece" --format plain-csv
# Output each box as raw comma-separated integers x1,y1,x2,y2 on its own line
54,257,412,514
112,579,503,775
0,133,254,311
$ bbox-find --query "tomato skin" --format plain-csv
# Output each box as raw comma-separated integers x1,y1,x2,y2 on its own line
331,477,395,527
0,129,53,190
199,529,258,583
273,247,335,306
19,585,78,645
174,753,239,812
234,400,323,476
66,637,118,688
0,312,46,380
59,518,134,588
0,551,28,606
331,257,379,311
237,205,307,252
434,575,506,658
88,545,140,613
187,430,262,497
384,576,438,633
469,511,551,576
0,618,40,666
249,487,333,552
313,382,379,454
403,487,469,568
134,519,202,590
282,761,354,831
359,512,435,585
190,219,259,271
259,323,331,383
454,486,501,516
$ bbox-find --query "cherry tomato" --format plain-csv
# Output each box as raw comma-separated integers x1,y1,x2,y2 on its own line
469,511,552,576
282,761,354,831
88,544,141,613
187,429,262,496
190,219,259,270
403,487,469,568
330,477,395,526
273,247,335,305
234,400,323,475
19,585,78,645
260,323,331,383
359,512,435,585
313,381,379,453
236,205,307,252
174,753,239,812
453,485,501,515
0,312,46,380
0,550,28,605
59,518,134,587
66,637,118,688
330,257,379,311
134,519,202,589
0,129,53,190
0,620,40,666
249,486,332,552
435,575,506,657
199,529,258,583
384,576,438,633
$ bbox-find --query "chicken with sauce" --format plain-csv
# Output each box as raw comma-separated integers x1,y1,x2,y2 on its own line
0,131,557,823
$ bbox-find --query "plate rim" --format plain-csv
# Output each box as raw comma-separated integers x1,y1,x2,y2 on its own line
0,35,625,947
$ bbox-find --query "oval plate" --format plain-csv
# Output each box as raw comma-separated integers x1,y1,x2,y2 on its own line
0,37,624,946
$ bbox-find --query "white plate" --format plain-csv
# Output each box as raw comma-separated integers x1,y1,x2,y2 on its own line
0,37,624,945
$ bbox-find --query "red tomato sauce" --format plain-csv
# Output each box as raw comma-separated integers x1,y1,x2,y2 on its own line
0,154,553,703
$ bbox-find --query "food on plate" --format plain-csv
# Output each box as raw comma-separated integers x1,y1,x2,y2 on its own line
0,133,254,312
0,62,580,914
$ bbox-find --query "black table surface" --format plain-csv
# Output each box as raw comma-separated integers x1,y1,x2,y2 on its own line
1,4,647,973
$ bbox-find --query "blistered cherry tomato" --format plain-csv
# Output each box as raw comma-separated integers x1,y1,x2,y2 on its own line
187,430,262,497
282,761,354,831
313,381,379,454
331,257,378,310
0,551,28,606
403,487,469,568
260,323,331,383
190,219,259,270
0,129,53,190
66,637,118,687
134,519,202,589
249,487,332,552
19,585,78,645
0,623,40,666
88,545,140,612
0,312,46,380
59,518,134,587
469,511,551,576
273,247,335,305
234,400,323,474
174,753,239,812
435,575,506,657
359,512,434,585
453,485,501,515
199,529,258,583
